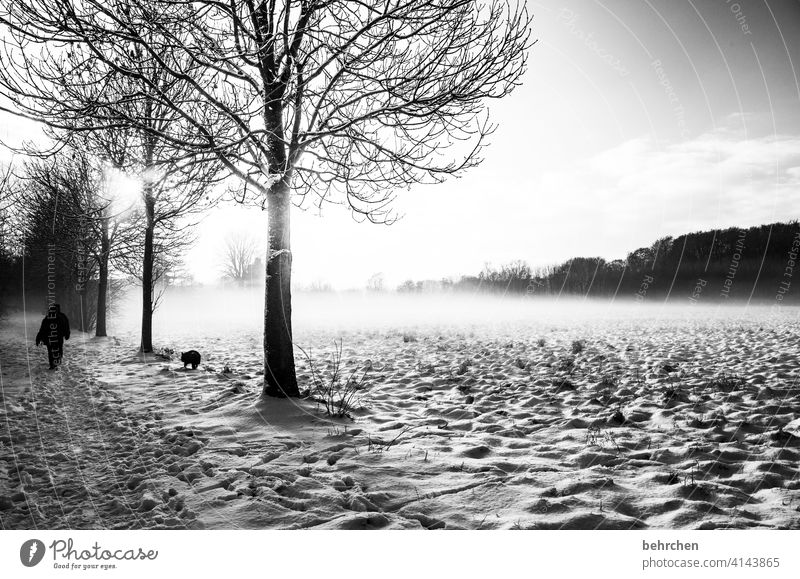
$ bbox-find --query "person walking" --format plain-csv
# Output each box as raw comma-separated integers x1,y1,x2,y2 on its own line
35,303,71,369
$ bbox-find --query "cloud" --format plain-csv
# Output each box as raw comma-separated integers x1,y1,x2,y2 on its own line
525,130,800,260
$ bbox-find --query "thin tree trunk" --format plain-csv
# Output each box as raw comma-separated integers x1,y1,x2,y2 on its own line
96,217,109,337
140,190,155,353
77,247,90,332
78,289,88,332
262,179,299,397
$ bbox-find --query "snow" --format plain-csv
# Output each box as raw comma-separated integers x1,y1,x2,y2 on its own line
2,294,800,529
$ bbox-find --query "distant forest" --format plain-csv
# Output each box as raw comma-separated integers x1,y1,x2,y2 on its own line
398,221,800,303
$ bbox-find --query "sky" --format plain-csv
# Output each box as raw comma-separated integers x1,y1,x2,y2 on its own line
188,0,800,288
5,1,800,289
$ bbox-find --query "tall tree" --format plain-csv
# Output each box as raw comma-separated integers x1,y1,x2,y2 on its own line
0,0,533,395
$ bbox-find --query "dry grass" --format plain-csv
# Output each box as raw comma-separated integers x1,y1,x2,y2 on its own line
297,339,368,418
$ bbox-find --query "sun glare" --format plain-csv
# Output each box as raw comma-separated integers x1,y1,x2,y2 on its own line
104,166,142,211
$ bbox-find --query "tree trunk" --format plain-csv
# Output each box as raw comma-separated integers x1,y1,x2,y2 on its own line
262,179,299,397
77,248,90,332
78,289,89,332
140,190,155,353
96,217,109,337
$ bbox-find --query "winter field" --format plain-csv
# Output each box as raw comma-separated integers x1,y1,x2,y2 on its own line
2,292,800,530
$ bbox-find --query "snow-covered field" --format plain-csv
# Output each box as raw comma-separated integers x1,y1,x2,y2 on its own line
2,292,800,529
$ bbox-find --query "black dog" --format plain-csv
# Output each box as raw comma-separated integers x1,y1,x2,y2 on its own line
181,350,201,370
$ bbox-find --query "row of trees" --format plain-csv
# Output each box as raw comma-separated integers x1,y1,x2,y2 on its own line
0,166,21,313
0,0,532,397
397,222,800,301
0,146,200,334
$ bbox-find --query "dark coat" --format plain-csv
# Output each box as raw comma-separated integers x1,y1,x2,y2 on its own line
36,311,71,345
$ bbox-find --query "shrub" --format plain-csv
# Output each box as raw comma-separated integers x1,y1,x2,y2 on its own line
557,355,575,373
298,340,368,418
707,373,745,392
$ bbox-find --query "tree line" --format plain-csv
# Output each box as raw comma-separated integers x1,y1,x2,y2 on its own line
397,221,800,302
0,146,204,334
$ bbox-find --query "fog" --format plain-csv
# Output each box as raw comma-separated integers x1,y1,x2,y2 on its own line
110,286,791,343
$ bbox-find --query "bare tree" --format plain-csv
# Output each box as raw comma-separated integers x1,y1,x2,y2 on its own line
220,233,259,287
0,0,533,396
366,272,385,293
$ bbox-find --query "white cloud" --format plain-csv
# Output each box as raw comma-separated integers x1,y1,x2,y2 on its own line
523,130,800,262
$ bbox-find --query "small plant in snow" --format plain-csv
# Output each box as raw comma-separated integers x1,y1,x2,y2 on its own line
571,339,586,355
683,460,700,487
585,424,602,447
597,373,619,403
153,347,174,361
598,374,618,389
707,372,746,392
298,340,368,418
557,355,575,373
